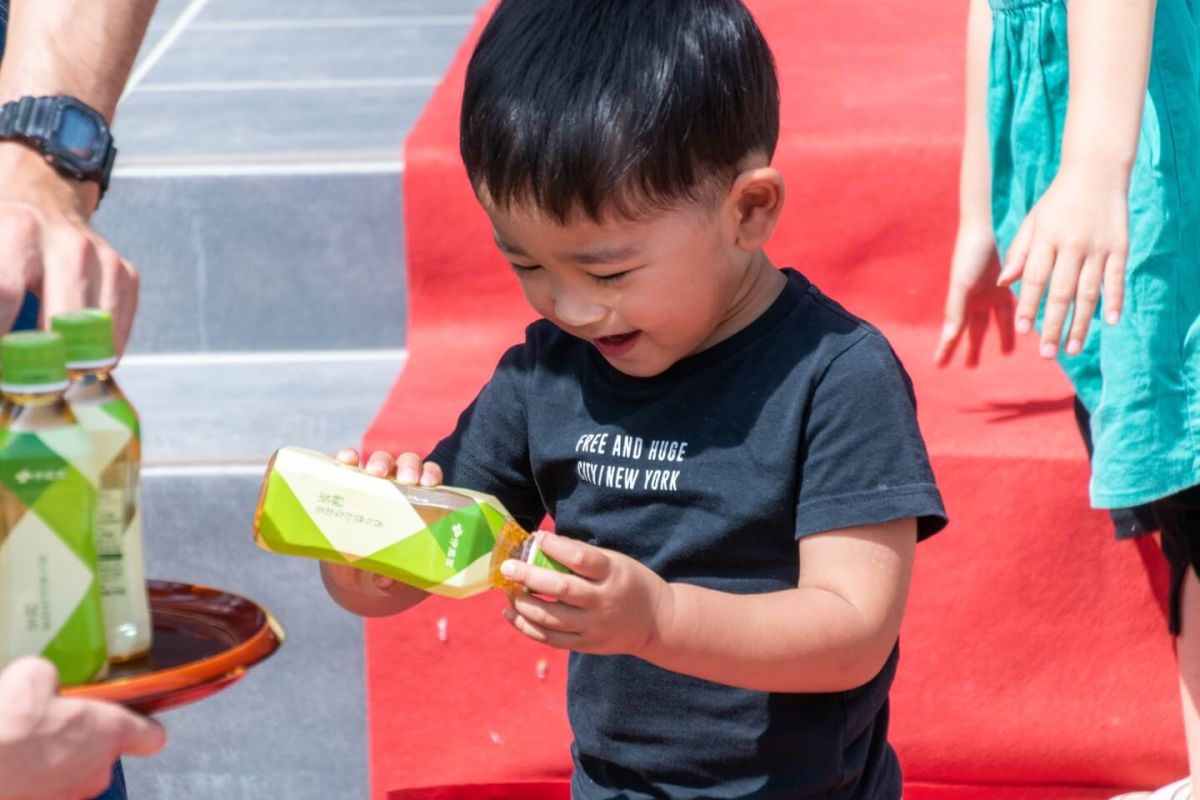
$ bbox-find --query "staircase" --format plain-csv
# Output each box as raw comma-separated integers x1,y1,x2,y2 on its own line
91,1,485,797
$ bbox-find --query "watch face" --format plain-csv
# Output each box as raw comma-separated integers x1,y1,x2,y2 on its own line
56,107,99,161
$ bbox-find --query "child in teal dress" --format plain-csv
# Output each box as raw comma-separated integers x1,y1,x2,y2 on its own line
938,0,1200,796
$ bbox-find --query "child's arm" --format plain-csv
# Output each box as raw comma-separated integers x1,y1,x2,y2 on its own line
319,449,436,618
501,521,916,694
1000,0,1156,357
936,0,1016,368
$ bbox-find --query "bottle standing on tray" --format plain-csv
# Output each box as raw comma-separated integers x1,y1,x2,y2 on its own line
52,310,152,662
0,331,107,684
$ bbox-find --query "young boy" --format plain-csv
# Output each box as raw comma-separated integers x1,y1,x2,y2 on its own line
324,1,947,797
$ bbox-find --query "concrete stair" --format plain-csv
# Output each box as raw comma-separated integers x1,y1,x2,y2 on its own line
87,1,484,797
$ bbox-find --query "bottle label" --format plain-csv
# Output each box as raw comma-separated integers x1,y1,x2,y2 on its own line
0,426,105,684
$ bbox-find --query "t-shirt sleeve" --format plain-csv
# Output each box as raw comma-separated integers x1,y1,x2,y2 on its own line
427,341,546,532
795,331,947,541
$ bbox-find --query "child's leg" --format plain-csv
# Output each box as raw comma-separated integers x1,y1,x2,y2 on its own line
1178,569,1200,790
1155,486,1200,791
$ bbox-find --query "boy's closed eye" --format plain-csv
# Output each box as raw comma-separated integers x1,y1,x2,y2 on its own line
508,261,636,285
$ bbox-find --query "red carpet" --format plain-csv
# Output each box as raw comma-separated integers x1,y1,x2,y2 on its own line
363,1,1186,797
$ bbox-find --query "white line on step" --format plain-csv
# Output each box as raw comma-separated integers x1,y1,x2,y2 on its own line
183,15,477,31
112,159,405,178
121,349,408,368
123,0,211,100
134,77,441,93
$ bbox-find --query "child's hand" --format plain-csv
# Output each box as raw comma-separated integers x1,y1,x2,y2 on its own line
935,221,1016,367
319,447,440,617
499,531,673,657
335,447,443,487
998,162,1129,358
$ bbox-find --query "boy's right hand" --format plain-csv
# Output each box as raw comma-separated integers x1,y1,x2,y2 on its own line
318,448,441,617
934,222,1017,368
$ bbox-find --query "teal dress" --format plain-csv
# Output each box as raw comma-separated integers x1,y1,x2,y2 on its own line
989,0,1200,510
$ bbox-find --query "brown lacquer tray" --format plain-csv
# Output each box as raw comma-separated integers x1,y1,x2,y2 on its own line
62,580,285,714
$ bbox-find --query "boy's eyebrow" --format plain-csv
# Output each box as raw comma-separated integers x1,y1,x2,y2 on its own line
493,236,643,265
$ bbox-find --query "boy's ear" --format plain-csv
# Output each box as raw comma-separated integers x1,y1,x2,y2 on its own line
729,167,785,252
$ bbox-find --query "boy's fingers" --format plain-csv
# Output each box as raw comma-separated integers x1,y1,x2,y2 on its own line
1066,255,1104,355
1038,250,1083,358
509,592,585,633
366,450,398,478
536,531,610,580
420,462,443,487
1104,251,1127,326
503,607,550,643
394,452,422,483
1014,241,1054,335
501,558,586,606
335,448,360,466
999,219,1033,285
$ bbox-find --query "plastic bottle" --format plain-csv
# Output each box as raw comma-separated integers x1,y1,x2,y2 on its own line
52,310,152,662
0,331,106,684
254,447,567,599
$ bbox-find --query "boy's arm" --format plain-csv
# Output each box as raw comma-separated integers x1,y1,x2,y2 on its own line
645,519,916,693
505,519,917,694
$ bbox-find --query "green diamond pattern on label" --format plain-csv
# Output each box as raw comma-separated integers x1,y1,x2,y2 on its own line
254,447,570,600
0,425,106,685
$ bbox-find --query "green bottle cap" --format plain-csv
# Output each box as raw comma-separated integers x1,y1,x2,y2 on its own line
0,331,69,390
51,309,115,365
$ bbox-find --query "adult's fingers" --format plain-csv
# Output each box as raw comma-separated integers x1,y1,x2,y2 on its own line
0,210,42,333
40,229,100,325
110,708,166,757
97,255,138,357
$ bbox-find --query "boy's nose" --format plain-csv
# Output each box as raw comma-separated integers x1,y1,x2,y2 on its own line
554,290,607,329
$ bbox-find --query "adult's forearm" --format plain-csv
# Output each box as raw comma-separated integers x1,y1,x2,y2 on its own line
0,0,158,122
1060,0,1156,175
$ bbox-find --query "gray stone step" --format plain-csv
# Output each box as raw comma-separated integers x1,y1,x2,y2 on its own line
127,470,367,800
94,170,408,355
116,352,405,465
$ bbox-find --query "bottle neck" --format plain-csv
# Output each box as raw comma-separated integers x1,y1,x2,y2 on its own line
66,361,115,382
2,389,67,407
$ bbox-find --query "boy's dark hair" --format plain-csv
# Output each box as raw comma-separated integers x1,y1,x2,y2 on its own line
460,0,780,223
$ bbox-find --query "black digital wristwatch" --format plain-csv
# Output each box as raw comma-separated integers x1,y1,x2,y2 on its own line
0,95,117,199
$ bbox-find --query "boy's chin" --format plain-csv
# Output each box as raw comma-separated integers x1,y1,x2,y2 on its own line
597,351,677,379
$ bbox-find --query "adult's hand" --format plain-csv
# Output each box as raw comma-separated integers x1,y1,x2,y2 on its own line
0,143,138,352
0,657,165,800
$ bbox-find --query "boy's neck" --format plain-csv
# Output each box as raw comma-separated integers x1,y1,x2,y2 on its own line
695,251,786,355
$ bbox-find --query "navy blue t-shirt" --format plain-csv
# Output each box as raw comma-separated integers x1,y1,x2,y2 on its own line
430,269,947,799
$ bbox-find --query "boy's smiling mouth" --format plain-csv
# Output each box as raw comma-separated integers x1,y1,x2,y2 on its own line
592,331,641,357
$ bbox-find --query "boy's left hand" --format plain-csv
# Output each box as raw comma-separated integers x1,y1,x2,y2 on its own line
499,531,672,657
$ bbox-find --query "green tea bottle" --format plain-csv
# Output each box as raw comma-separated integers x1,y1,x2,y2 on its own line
255,447,569,599
0,331,106,684
52,311,151,662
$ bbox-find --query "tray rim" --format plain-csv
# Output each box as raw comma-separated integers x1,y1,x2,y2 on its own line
61,578,285,708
